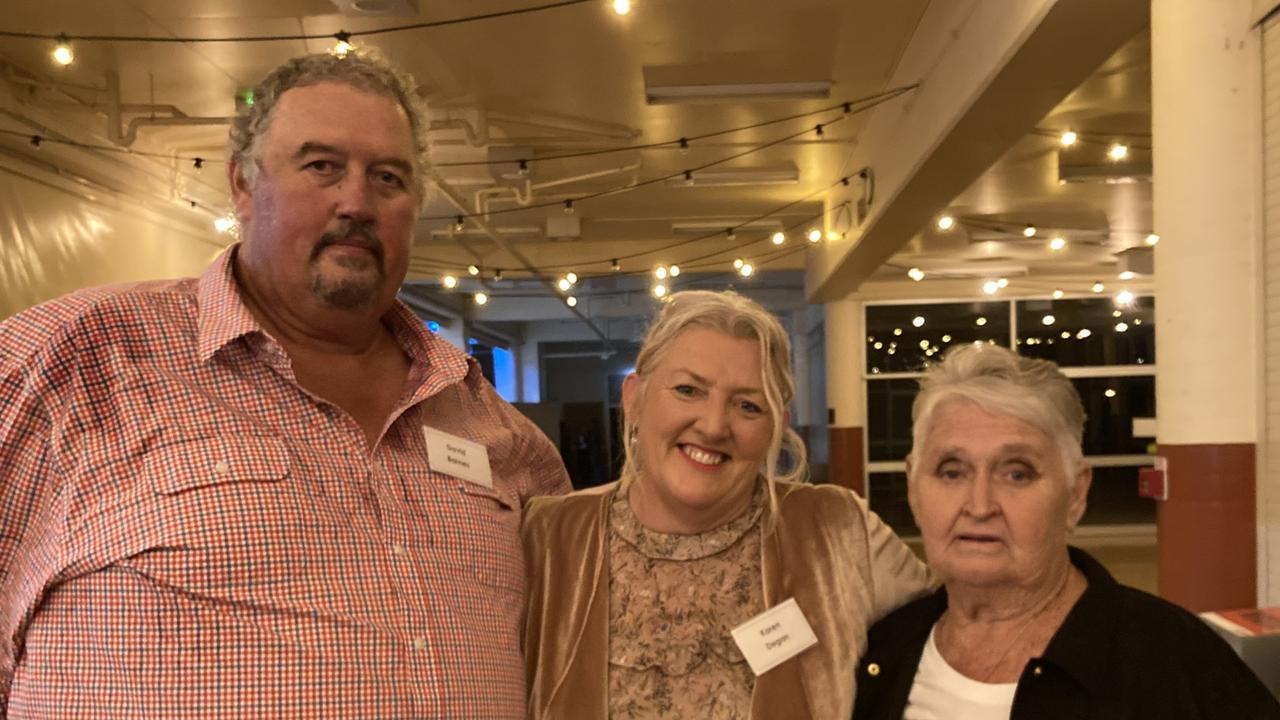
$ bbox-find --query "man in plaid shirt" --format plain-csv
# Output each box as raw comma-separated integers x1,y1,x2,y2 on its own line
0,51,570,718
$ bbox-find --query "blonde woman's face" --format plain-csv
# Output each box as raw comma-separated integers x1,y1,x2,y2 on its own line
623,327,774,529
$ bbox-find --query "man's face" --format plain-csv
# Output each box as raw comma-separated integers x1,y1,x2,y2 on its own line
231,81,419,315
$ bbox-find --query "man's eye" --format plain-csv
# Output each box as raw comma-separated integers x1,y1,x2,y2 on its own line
304,159,337,173
375,171,406,188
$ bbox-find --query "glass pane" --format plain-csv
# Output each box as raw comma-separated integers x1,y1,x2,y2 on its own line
868,472,918,535
1079,466,1156,525
1015,296,1155,366
867,379,917,461
1073,376,1156,456
866,301,1010,373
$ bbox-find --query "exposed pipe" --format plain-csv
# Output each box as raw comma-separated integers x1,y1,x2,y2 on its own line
431,171,612,348
104,72,232,148
473,161,641,217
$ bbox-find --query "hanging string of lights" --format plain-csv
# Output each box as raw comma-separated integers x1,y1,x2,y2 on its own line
423,90,904,222
1,0,595,44
1032,127,1152,154
433,86,917,169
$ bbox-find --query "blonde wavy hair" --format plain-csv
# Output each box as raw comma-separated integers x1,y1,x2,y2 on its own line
618,290,808,527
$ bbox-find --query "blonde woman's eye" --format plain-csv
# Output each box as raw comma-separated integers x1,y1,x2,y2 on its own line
673,384,697,397
740,400,763,414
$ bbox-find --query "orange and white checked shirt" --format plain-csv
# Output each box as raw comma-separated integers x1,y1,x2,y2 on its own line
0,248,570,719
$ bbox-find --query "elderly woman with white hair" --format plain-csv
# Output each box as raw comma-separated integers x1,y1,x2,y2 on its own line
852,343,1279,720
522,290,932,720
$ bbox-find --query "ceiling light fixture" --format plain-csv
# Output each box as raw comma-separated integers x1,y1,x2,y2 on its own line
1060,130,1078,147
1108,143,1129,161
907,267,925,282
937,215,956,231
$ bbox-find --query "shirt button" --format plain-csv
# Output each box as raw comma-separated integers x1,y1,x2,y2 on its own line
392,544,407,557
412,636,427,650
1032,665,1043,677
213,460,230,475
867,663,880,677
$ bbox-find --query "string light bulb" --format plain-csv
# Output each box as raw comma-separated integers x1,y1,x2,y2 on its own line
331,31,354,58
611,259,621,271
1049,236,1066,251
1145,233,1160,246
1115,289,1135,306
1108,143,1129,161
733,258,744,269
467,264,480,276
566,272,578,285
493,269,503,281
936,215,955,231
652,284,667,298
912,316,925,328
771,231,786,246
454,216,465,232
807,228,822,243
726,228,736,241
1092,281,1105,293
557,278,571,292
997,277,1009,289
474,291,489,305
982,280,999,295
51,35,74,66
1022,225,1036,238
1060,130,1078,147
192,157,205,171
1118,270,1135,281
442,274,459,289
678,137,689,154
612,0,631,15
566,296,578,308
739,263,754,277
213,215,237,234
563,199,575,214
654,266,668,280
669,264,680,277
907,267,925,282
1052,289,1065,299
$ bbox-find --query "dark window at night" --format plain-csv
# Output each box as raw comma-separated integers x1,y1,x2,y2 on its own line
867,379,918,462
1015,297,1155,366
867,472,918,536
865,301,1010,373
1080,466,1156,525
1073,376,1156,456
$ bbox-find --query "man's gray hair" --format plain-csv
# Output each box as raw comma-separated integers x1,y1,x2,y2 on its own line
227,50,432,201
910,342,1087,484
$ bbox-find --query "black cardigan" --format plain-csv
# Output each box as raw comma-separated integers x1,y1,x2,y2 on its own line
852,547,1280,720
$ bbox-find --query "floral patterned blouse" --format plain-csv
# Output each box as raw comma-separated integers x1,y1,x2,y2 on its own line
606,480,767,719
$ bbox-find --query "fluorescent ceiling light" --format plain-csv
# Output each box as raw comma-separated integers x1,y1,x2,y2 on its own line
666,163,799,187
646,80,832,104
671,219,784,235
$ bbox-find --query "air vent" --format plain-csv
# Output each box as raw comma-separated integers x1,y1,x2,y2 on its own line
328,0,419,17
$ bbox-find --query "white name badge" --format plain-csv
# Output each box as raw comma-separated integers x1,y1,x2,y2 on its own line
730,597,819,676
422,426,493,489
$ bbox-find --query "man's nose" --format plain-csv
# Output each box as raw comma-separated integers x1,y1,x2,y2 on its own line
334,175,376,221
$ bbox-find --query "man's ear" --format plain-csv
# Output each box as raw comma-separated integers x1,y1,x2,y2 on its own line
228,159,254,225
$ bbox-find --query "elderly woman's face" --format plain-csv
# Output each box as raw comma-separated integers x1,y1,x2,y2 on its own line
623,327,775,522
908,398,1089,589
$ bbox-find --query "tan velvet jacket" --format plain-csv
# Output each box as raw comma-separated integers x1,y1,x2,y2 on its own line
521,481,932,720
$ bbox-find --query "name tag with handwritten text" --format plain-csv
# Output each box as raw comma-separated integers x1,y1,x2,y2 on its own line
730,597,819,676
423,427,493,489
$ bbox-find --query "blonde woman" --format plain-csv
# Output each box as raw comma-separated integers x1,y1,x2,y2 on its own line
522,290,931,719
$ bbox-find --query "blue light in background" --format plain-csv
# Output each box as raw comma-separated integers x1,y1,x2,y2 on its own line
467,337,478,346
493,346,516,401
427,320,440,333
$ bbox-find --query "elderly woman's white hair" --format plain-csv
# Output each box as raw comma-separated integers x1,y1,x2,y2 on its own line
618,290,808,524
910,342,1087,485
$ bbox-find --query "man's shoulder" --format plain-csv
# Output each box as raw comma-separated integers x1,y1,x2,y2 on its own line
2,278,197,363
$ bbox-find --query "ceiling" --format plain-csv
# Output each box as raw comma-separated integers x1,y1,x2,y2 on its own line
0,0,1152,331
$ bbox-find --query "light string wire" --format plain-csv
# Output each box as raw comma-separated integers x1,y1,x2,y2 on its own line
0,0,594,42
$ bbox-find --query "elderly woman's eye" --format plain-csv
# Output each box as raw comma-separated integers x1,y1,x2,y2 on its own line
1006,465,1038,483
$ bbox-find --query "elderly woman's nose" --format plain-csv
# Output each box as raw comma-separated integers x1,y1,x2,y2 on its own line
963,474,999,517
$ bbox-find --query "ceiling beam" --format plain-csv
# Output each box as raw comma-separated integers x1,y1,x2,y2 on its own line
806,0,1149,302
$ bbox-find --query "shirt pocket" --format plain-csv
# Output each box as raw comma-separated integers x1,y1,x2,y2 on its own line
116,436,316,593
429,476,525,596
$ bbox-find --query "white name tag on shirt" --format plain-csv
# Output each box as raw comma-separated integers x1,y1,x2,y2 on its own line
730,597,819,676
422,426,493,489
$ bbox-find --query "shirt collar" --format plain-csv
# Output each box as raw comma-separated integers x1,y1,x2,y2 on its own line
195,243,473,395
1038,546,1125,698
